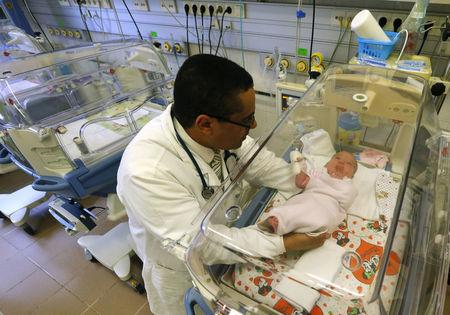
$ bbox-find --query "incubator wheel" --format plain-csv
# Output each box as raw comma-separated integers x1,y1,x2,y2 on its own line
22,223,36,236
127,278,145,294
83,248,98,263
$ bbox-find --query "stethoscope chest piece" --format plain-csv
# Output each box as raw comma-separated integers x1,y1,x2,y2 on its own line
202,186,215,199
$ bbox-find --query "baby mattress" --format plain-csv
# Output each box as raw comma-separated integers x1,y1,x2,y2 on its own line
222,170,406,315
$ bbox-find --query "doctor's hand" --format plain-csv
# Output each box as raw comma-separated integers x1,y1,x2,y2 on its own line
283,232,330,252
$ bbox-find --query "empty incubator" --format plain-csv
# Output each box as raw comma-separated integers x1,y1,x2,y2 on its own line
0,39,173,201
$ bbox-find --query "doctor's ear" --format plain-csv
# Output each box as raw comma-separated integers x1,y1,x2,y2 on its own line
195,115,215,135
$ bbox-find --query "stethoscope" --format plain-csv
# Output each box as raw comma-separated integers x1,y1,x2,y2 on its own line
171,111,238,200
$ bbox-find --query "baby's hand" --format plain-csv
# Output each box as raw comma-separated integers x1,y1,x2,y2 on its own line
295,171,310,189
290,150,306,174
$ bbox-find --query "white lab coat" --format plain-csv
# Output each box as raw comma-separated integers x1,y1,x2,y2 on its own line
116,105,299,314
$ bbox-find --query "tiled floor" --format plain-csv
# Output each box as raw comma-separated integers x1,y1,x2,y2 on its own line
0,170,152,315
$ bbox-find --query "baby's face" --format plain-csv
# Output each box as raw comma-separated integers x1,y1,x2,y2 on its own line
326,151,357,179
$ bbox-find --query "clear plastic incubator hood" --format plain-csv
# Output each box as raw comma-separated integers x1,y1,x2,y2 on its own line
186,65,450,315
0,40,173,198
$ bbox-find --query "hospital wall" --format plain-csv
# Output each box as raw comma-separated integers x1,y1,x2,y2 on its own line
20,0,450,137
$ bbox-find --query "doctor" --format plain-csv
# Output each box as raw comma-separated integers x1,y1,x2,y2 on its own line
117,54,329,314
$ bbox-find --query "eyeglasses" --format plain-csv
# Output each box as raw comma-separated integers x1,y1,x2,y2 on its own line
206,113,255,129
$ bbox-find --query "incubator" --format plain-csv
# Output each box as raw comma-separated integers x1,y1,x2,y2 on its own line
0,40,173,201
185,65,450,315
0,25,44,61
0,40,172,286
0,24,48,175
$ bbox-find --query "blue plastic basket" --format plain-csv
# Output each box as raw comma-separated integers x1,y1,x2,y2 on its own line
357,31,399,60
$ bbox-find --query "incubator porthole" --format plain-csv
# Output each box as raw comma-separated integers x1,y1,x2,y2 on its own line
341,251,362,271
225,205,242,223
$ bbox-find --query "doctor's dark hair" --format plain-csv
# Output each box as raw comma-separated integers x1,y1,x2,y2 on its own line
173,54,253,128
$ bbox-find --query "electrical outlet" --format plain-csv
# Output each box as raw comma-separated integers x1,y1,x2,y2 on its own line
85,0,108,8
161,0,177,13
344,10,356,28
58,0,71,6
215,3,225,15
429,16,446,36
133,0,149,11
85,0,98,7
391,14,407,32
182,2,243,19
211,19,231,30
221,20,232,30
375,14,391,31
229,3,245,18
98,0,111,8
330,12,346,27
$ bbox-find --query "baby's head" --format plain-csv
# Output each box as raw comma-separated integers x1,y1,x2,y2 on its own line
326,151,357,179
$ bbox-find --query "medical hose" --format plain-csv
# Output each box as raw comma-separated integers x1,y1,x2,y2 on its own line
215,8,231,56
308,0,316,75
192,5,201,53
77,2,93,42
22,0,54,50
121,0,143,40
208,5,214,54
200,5,206,53
184,4,191,57
239,0,245,68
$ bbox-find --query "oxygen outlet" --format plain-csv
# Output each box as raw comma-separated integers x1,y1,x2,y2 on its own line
264,56,274,68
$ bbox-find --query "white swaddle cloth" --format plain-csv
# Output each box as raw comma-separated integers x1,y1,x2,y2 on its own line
266,169,357,234
274,240,346,312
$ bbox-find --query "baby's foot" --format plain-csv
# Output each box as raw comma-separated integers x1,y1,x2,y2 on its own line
266,216,279,232
257,216,278,233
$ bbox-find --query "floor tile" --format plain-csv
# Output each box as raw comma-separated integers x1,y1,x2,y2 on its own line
0,218,16,237
0,170,33,194
22,226,79,266
0,236,18,263
65,261,118,305
2,224,38,250
40,245,92,285
135,303,153,315
0,269,61,314
0,252,38,294
31,287,89,315
80,307,100,315
90,282,148,315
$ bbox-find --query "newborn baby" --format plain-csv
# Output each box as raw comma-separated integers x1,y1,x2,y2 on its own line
258,151,358,235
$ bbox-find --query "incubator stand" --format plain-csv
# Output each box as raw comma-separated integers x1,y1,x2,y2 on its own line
185,65,450,315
